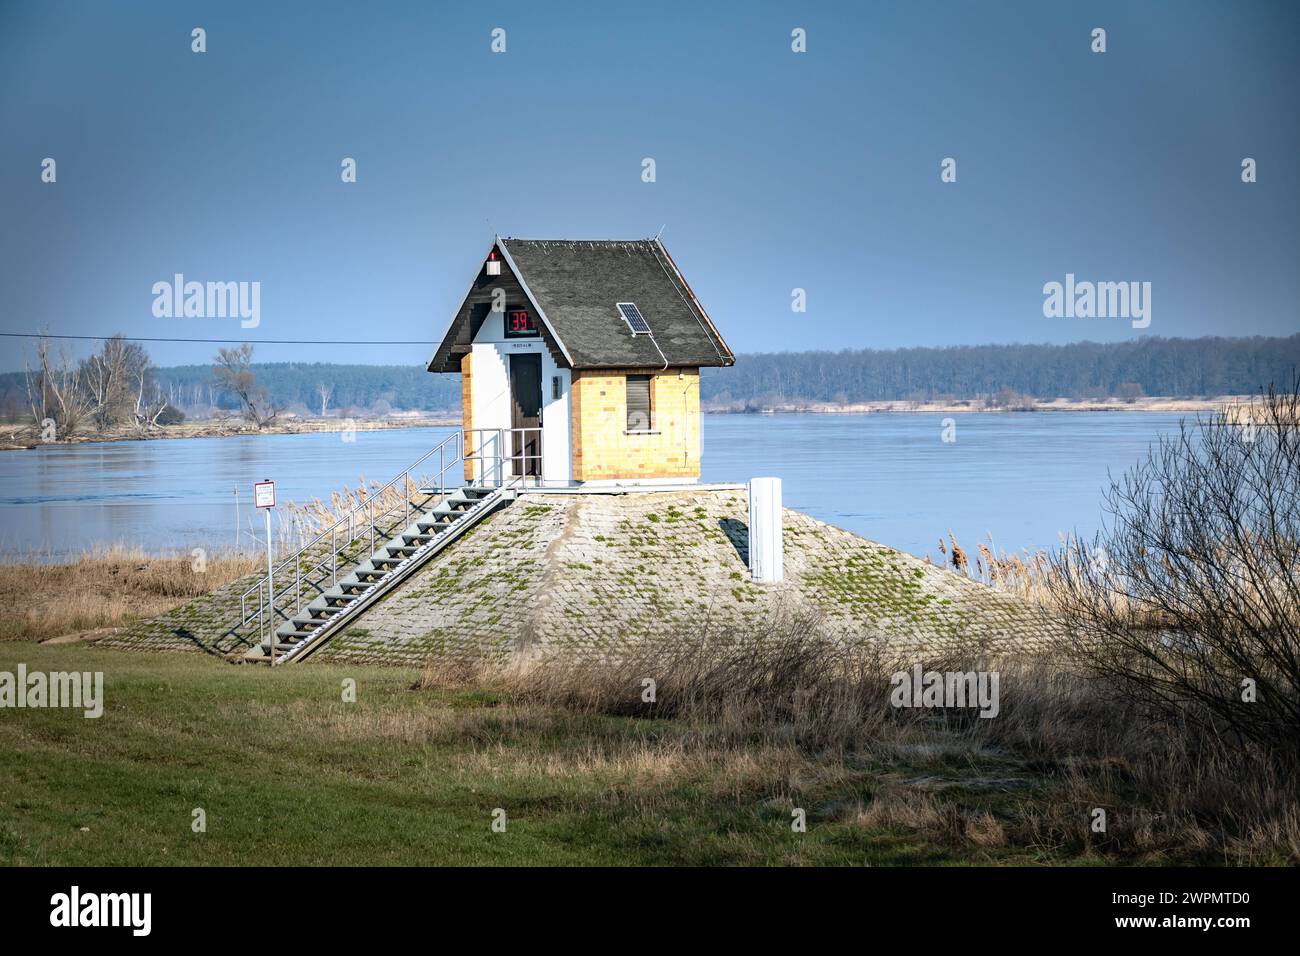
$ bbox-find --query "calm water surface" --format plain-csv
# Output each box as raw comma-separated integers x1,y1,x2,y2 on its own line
0,413,1185,561
706,412,1184,559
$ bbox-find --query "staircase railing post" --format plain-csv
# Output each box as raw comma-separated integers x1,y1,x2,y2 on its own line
331,526,337,587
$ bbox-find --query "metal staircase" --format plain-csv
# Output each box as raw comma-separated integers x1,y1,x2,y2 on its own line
234,428,536,664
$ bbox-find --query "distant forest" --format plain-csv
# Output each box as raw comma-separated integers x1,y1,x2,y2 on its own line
702,335,1300,407
1,335,1296,418
152,362,463,416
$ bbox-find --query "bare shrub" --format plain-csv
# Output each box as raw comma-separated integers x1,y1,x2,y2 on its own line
1049,380,1300,753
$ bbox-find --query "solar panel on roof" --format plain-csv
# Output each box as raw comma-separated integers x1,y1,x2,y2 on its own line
617,302,651,335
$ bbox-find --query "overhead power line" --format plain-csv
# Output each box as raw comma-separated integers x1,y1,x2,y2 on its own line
0,332,436,345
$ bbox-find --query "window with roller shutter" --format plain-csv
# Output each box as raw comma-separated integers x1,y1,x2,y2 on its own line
626,375,652,433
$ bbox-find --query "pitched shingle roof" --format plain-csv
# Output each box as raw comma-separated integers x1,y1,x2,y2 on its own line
428,238,734,372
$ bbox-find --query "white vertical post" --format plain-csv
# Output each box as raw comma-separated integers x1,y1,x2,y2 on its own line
265,508,275,663
254,479,277,663
747,477,783,584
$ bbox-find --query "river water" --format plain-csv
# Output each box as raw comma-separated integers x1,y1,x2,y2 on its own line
0,412,1186,562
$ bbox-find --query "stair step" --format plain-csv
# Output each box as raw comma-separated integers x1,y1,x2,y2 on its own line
274,630,314,641
327,585,362,597
245,485,502,663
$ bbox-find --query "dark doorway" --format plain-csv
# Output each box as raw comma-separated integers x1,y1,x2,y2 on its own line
509,353,542,477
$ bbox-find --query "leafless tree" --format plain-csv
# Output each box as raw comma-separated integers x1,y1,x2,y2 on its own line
212,343,276,428
81,336,151,433
131,356,168,433
1050,380,1300,752
317,382,333,417
24,334,88,438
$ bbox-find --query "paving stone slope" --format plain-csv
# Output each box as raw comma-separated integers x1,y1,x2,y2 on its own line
112,490,1059,665
100,493,448,658
313,490,1058,666
98,567,267,657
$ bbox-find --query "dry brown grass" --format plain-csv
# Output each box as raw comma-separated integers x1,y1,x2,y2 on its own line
415,622,913,748
0,546,258,643
411,632,1300,864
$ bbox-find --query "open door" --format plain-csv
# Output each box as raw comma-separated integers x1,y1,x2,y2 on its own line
508,353,542,477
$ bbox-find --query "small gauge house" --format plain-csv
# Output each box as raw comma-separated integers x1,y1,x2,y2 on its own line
428,238,734,486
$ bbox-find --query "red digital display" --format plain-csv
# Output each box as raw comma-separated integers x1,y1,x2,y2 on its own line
504,309,538,337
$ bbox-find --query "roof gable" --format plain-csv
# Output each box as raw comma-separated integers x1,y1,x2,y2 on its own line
426,243,569,373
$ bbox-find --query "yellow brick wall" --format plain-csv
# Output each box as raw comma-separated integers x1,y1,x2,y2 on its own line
460,352,474,482
570,368,700,481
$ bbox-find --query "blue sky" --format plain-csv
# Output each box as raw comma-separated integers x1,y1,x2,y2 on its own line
1,0,1296,371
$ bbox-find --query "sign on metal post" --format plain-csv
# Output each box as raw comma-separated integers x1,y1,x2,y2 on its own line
254,481,275,509
254,481,276,662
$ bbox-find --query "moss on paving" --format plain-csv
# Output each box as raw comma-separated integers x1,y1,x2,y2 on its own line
110,490,1058,667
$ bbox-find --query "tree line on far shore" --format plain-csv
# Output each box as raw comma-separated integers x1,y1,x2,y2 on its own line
2,333,1297,430
701,334,1300,409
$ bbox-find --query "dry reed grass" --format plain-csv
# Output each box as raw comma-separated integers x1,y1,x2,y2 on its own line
277,477,436,551
0,545,259,642
933,531,1057,604
0,476,435,644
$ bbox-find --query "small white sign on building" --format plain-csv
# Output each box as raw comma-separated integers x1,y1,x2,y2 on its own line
254,480,275,509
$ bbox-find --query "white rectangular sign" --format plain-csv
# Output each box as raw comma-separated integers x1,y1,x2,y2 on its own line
254,480,275,509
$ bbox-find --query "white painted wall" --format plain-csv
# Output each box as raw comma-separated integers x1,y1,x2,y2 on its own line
469,310,571,484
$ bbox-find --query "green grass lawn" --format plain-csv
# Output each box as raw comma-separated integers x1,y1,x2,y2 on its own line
0,643,1193,866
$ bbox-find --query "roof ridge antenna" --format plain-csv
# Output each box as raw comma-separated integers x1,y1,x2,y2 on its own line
654,224,666,240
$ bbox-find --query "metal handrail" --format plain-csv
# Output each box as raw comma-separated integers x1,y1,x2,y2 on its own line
272,484,513,665
463,427,543,485
236,427,543,655
237,429,463,630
